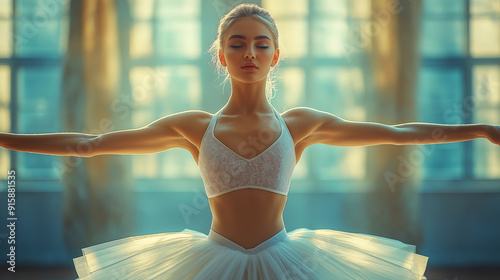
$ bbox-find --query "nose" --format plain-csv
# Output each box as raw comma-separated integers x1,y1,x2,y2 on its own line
245,47,255,60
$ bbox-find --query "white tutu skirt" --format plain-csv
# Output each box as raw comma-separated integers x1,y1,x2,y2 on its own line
73,227,428,280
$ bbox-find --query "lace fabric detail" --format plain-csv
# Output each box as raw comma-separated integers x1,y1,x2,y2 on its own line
199,107,296,198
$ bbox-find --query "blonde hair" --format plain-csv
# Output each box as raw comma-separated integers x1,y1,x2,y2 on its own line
208,3,282,101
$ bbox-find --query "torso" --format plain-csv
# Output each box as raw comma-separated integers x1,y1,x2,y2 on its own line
178,108,311,249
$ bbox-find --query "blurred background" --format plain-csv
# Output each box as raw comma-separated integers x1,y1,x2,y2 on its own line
0,0,499,279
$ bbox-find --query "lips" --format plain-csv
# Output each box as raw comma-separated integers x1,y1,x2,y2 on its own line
241,63,258,69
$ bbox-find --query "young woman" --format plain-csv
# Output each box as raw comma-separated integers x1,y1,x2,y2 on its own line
1,3,499,280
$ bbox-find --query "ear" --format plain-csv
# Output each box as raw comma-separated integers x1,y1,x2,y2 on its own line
271,49,280,67
219,50,227,67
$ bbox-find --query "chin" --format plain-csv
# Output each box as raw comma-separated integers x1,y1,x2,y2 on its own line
229,72,268,83
233,76,267,84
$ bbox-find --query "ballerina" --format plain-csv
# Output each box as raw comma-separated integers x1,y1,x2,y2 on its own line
1,3,498,280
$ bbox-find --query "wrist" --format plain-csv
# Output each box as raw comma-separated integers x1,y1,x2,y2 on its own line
480,124,494,140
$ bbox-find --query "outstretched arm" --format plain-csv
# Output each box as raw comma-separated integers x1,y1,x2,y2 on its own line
393,122,498,146
0,132,97,157
289,107,499,147
0,110,205,157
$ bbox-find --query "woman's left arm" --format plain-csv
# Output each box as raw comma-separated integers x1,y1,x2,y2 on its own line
393,123,499,146
292,107,499,147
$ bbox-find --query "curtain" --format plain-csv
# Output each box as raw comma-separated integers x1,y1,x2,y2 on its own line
61,0,134,255
363,0,423,244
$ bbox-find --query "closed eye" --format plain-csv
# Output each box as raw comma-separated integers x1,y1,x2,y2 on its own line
230,46,269,49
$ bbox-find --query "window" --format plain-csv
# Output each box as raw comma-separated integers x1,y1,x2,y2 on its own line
1,0,69,180
419,0,500,181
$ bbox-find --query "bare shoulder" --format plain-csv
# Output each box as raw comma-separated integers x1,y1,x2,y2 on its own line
280,107,338,144
281,107,330,122
155,109,214,148
155,109,212,126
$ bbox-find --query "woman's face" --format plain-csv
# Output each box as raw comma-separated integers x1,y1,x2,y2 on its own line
219,16,280,84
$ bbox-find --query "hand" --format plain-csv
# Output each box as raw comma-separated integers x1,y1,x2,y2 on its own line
487,125,500,146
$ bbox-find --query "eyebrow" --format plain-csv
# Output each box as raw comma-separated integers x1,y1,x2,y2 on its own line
228,35,271,41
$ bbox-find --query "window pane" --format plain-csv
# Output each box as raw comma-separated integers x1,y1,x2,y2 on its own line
313,0,370,18
314,0,347,17
263,0,308,17
130,65,202,117
470,16,500,57
0,146,9,179
17,66,62,179
273,67,305,109
156,20,200,58
15,19,65,57
0,20,12,57
423,0,465,17
157,0,200,18
312,144,366,180
14,0,68,57
274,19,307,58
313,67,365,120
0,104,10,131
0,0,12,18
417,67,464,179
264,0,308,58
130,67,165,107
133,154,158,178
421,0,466,57
470,0,500,15
420,19,465,57
473,65,500,178
15,0,67,17
161,148,199,178
130,22,153,58
130,0,154,20
17,67,61,132
473,66,500,107
312,19,349,57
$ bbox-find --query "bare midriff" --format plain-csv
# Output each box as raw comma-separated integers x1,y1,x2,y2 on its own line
209,188,287,249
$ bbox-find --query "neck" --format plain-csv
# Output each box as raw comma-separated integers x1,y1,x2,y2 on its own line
223,77,272,115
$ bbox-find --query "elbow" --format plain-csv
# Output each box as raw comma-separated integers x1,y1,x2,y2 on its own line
75,137,98,157
390,126,411,145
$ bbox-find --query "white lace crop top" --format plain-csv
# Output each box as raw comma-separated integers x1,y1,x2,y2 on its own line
198,106,296,198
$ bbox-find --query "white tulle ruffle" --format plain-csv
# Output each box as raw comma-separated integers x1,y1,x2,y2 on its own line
73,227,428,280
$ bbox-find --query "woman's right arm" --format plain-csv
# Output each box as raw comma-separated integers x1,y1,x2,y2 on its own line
0,132,97,157
0,110,204,157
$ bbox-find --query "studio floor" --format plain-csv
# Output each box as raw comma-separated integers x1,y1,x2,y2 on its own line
0,266,499,280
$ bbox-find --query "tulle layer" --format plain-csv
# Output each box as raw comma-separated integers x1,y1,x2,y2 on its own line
73,227,428,280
